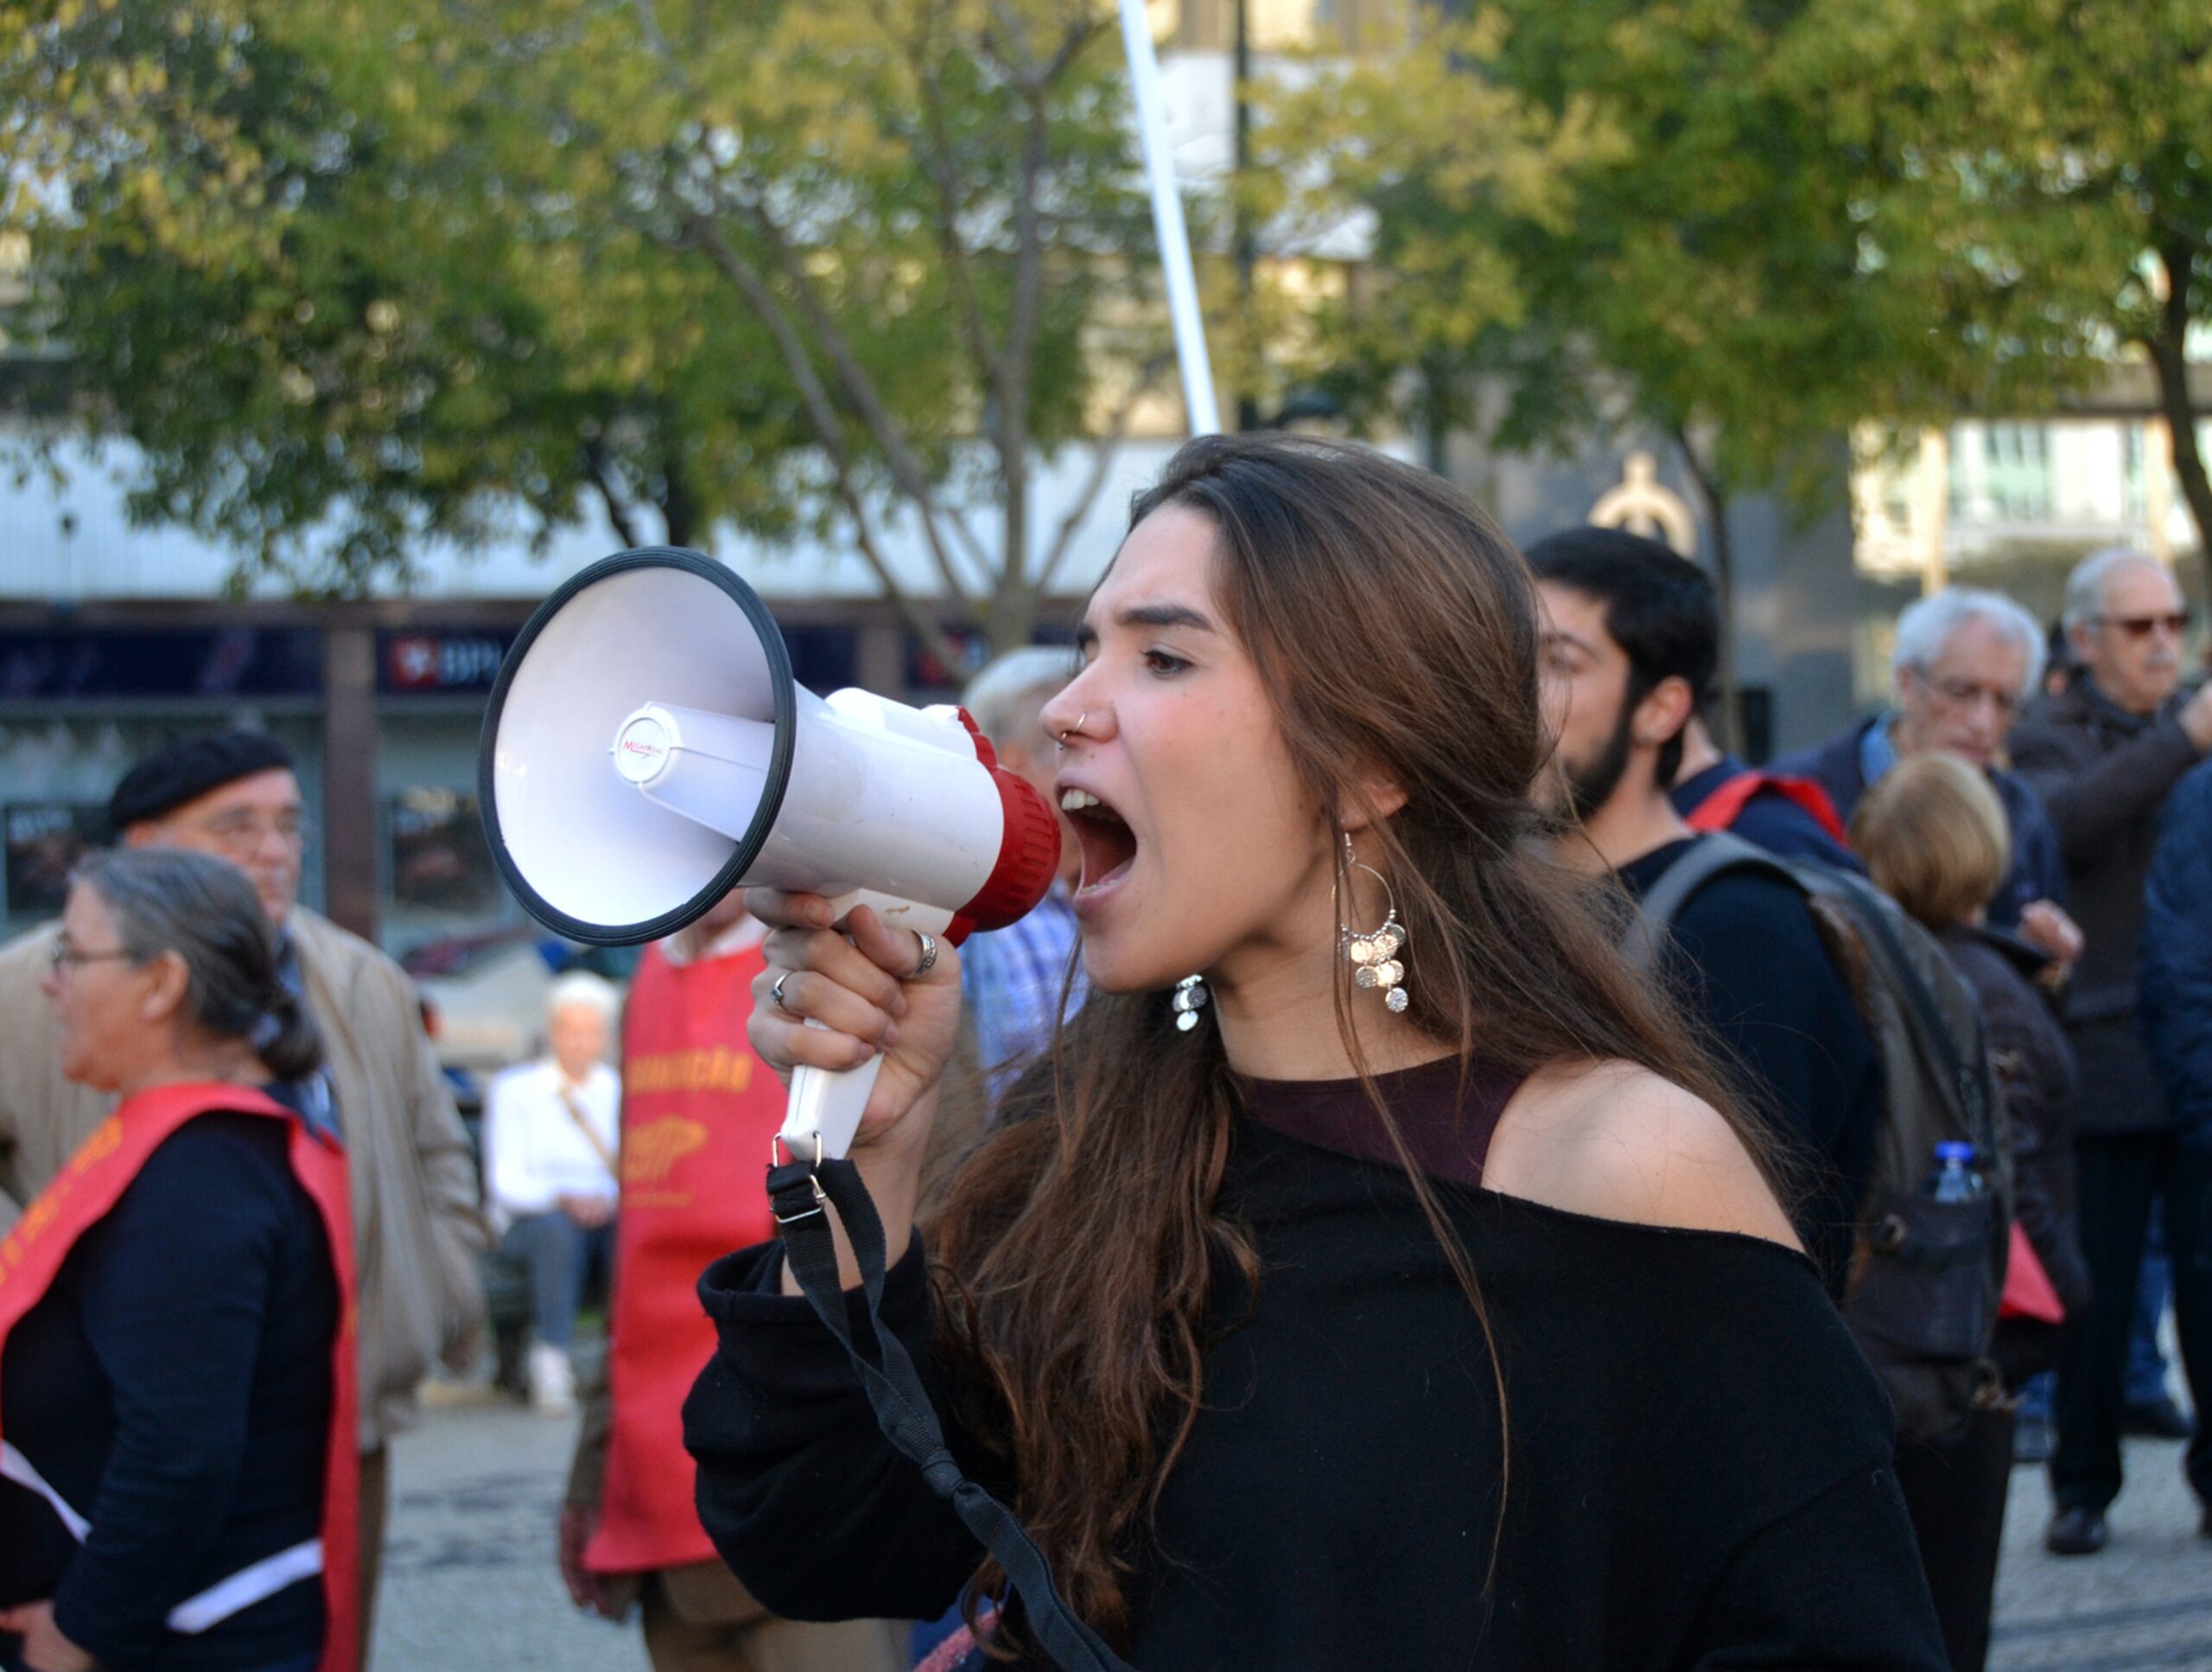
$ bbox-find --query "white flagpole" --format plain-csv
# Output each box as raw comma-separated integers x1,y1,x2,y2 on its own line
1116,0,1223,436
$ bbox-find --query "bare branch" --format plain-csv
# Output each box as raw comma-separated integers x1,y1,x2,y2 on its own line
582,435,645,549
1037,351,1174,594
889,0,1003,387
727,180,995,585
687,213,972,669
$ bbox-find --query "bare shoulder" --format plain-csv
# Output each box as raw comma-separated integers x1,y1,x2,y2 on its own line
1484,1059,1801,1249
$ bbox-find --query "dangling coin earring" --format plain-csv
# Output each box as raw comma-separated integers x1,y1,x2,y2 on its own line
1171,973,1211,1033
1339,833,1409,1014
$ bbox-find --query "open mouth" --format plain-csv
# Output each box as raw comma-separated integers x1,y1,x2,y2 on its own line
1059,787,1138,895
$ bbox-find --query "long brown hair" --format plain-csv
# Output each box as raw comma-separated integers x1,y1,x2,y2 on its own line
927,433,1766,1644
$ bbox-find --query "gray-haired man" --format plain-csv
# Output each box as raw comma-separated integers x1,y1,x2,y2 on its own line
1774,587,2078,957
2011,550,2212,1555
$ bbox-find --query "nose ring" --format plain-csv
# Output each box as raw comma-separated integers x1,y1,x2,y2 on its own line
1058,711,1089,748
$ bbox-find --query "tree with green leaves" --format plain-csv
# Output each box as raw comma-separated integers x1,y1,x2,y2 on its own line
1248,9,1618,472
0,0,817,596
3,0,1173,663
1797,0,2212,596
1262,1,2011,743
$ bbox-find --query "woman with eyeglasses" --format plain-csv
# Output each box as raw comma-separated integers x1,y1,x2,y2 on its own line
0,849,354,1672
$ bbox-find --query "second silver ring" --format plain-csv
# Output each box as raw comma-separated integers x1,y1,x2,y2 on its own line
772,970,797,1014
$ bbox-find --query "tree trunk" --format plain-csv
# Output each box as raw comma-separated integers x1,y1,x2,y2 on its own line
1233,0,1259,431
2148,243,2212,602
1675,428,1743,758
1421,359,1451,477
658,426,699,550
582,435,644,550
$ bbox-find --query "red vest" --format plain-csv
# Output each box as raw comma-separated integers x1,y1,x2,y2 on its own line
0,1083,359,1672
586,938,783,1575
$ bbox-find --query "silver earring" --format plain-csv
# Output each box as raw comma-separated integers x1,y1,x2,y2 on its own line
1171,972,1211,1033
1339,834,1408,1014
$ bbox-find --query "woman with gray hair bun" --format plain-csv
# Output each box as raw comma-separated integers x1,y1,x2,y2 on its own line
0,848,355,1672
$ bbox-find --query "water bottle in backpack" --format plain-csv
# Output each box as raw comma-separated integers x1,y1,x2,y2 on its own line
1924,1141,1986,1205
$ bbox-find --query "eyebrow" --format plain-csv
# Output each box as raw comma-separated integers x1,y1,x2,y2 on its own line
1540,626,1601,658
1075,601,1218,648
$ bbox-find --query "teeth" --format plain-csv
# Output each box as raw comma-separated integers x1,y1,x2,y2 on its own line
1059,789,1103,811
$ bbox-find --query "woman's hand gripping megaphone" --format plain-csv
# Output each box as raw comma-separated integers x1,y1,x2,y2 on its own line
748,887,964,1277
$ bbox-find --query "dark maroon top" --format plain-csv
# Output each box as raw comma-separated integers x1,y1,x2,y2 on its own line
1236,1052,1522,1187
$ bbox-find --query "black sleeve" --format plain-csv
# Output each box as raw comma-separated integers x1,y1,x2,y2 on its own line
50,1123,289,1667
683,1236,988,1623
1670,878,1877,1156
1687,1463,1949,1671
1668,878,1882,1284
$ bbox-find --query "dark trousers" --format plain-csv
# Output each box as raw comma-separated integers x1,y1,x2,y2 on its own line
1895,1406,2014,1672
500,1210,614,1350
2051,1132,2212,1512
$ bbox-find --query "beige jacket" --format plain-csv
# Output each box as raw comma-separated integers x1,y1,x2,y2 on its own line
0,907,487,1449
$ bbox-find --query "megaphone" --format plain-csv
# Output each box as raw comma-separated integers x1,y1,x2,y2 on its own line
479,547,1063,1163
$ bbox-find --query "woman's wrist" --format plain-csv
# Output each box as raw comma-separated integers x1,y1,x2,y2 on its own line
777,1084,938,1295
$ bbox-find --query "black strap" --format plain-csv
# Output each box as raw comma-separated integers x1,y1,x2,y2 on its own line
767,1157,1139,1672
1830,874,1995,1144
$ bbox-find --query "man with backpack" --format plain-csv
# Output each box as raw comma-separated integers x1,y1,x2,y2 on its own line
1528,530,1883,1292
1533,528,2017,1669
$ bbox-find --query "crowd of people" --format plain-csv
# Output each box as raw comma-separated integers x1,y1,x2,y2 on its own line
0,431,2208,1672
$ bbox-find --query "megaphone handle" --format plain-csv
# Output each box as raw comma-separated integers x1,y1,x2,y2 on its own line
775,891,954,1165
781,1052,886,1167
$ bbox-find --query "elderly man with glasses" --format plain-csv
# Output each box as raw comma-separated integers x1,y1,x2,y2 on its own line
0,729,486,1666
2008,550,2212,1558
1774,587,2079,959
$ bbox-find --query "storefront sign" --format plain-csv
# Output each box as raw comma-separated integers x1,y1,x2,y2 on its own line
380,632,517,695
0,630,323,702
4,803,105,914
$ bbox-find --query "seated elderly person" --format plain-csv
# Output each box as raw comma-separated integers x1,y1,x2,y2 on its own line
485,972,621,1415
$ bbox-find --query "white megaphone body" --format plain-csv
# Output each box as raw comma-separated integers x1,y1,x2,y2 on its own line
480,548,1063,1164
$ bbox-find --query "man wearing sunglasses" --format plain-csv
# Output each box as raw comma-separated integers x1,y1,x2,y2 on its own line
2011,549,2212,1558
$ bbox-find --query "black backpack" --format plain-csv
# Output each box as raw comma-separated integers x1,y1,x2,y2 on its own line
1628,833,2012,1442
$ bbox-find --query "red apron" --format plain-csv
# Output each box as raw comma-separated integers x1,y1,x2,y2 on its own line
0,1083,359,1672
586,939,784,1575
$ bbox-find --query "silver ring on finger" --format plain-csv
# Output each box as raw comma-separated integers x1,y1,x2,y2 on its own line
908,931,938,981
772,971,796,1014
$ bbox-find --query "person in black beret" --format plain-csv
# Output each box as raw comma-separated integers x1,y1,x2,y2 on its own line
0,730,487,1670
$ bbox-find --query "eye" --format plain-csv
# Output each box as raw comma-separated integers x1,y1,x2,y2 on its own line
1143,646,1191,677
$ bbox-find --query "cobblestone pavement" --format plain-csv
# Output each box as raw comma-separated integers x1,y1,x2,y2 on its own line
372,1395,650,1672
1991,1437,2212,1672
376,1400,2209,1671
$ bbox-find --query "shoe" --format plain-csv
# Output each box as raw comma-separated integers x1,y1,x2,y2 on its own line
2122,1396,2196,1440
2044,1507,2107,1556
2013,1410,2056,1465
527,1341,576,1416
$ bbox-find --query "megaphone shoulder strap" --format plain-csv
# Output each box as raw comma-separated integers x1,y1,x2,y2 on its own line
767,1156,1140,1672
